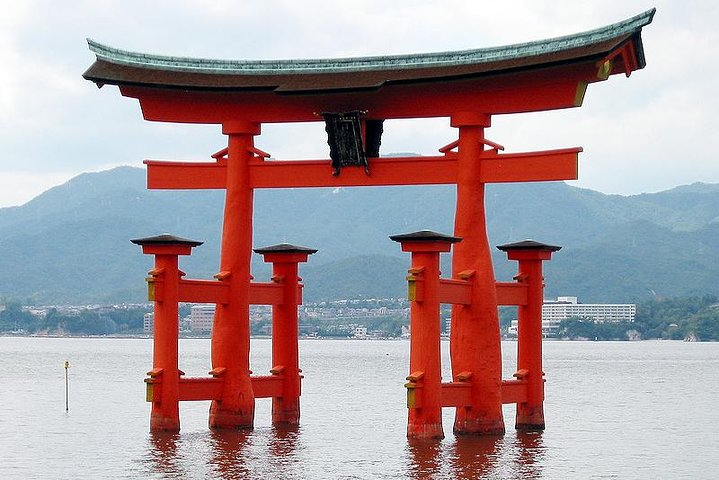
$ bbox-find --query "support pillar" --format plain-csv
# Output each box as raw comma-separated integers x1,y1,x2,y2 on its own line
391,230,461,439
131,234,203,432
210,121,260,429
498,240,561,430
450,112,505,435
254,244,317,425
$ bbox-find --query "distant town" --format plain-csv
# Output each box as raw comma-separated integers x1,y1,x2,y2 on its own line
1,294,717,341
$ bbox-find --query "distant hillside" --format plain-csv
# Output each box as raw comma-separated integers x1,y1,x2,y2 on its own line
0,166,717,304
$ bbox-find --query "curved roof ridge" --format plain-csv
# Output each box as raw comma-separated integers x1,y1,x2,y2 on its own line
87,8,655,75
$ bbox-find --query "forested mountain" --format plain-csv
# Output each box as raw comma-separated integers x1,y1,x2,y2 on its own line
0,166,717,304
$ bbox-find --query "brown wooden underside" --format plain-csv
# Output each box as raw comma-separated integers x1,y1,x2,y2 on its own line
84,35,630,93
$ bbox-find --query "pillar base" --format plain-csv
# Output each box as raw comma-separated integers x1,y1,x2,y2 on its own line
516,405,545,431
407,422,445,440
272,400,300,425
209,401,255,430
149,413,180,433
515,422,545,431
453,412,505,436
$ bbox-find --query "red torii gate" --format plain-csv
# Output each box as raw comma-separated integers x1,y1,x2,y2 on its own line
84,9,654,438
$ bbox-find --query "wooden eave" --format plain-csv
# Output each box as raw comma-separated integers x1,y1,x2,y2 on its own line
82,9,654,121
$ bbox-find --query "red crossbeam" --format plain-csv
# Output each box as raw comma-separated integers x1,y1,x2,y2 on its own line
145,159,227,189
176,375,286,401
441,382,471,407
144,148,580,190
438,279,472,305
496,282,528,306
501,379,528,404
178,377,224,401
251,375,285,398
174,279,299,305
438,379,529,407
178,279,229,304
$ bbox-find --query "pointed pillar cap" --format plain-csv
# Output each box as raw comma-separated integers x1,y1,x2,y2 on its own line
389,230,461,243
130,233,204,247
496,239,561,252
253,243,318,255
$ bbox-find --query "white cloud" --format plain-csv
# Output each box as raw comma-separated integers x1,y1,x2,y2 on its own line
0,171,75,207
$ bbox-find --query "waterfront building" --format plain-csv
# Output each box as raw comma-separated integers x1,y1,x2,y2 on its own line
508,296,636,337
143,312,153,333
190,304,215,333
352,326,368,339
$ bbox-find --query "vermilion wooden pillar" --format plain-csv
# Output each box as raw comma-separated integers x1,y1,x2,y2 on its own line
131,234,203,432
450,112,505,435
209,121,259,429
391,230,461,439
254,244,317,425
498,240,561,430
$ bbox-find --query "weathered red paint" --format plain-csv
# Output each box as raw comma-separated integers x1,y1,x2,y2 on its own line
256,248,315,425
143,148,581,190
394,234,458,439
119,71,589,124
135,240,195,432
500,244,560,430
208,122,259,430
450,113,505,435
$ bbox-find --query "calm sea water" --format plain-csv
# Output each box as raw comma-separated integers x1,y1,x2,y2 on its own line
0,337,717,479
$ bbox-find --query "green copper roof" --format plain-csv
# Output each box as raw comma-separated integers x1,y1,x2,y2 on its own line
87,9,654,75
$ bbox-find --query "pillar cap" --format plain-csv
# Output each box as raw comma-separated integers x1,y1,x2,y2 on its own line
130,233,204,247
496,239,561,252
389,230,461,244
253,243,318,255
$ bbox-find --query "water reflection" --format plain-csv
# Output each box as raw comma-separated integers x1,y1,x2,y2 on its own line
512,431,545,479
147,432,184,478
267,425,302,477
406,432,547,479
208,429,253,479
407,435,502,479
449,435,502,478
406,438,444,478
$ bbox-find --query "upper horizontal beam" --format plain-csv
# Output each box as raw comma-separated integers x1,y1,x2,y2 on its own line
123,74,590,122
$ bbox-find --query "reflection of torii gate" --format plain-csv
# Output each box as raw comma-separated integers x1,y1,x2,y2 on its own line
84,9,654,438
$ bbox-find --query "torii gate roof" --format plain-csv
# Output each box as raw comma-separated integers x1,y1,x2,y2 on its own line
83,9,654,122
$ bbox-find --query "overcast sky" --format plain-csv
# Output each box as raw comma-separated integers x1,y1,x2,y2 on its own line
0,1,716,207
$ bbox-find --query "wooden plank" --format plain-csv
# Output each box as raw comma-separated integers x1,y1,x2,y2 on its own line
252,375,284,398
178,377,223,401
441,382,472,407
145,160,226,189
249,156,457,188
496,282,528,306
145,147,579,191
249,283,284,305
178,279,229,304
501,379,528,404
480,147,580,183
438,279,472,305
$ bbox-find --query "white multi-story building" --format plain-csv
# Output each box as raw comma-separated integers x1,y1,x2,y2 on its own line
143,312,154,333
352,326,368,339
543,296,636,323
508,296,636,337
190,304,216,333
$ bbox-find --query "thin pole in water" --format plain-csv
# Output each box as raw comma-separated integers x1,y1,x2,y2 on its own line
64,360,70,412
